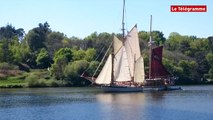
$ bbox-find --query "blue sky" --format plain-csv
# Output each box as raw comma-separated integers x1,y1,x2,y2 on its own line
0,0,212,39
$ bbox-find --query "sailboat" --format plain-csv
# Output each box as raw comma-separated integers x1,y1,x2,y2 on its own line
143,15,181,91
82,0,181,92
81,0,144,92
92,25,145,92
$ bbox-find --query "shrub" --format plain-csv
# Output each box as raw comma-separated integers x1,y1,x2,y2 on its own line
0,62,18,70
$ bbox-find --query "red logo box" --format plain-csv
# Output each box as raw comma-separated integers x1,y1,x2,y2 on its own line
171,5,207,12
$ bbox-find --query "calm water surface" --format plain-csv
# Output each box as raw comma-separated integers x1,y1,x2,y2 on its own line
0,86,213,120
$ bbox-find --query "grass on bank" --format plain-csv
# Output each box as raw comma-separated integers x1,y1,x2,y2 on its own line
0,69,66,88
0,76,27,88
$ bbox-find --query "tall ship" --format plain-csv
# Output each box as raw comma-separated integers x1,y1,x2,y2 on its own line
82,0,181,92
82,0,144,92
143,15,181,91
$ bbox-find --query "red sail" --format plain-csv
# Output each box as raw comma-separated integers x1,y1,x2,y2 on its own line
151,46,170,78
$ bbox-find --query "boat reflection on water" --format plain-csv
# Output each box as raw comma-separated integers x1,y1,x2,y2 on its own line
96,93,146,105
95,93,147,119
149,91,167,101
96,91,167,104
95,92,168,120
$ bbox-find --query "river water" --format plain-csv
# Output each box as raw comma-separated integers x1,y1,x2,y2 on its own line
0,86,213,120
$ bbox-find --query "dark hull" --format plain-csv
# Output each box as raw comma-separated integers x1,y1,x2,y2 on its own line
99,86,143,92
143,85,182,91
144,78,181,91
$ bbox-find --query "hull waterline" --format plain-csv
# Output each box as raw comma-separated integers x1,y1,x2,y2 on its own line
99,86,143,92
143,85,182,91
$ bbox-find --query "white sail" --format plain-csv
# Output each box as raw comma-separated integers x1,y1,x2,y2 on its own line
95,54,112,84
134,56,145,83
113,36,123,54
114,46,131,82
125,25,141,59
95,26,144,85
124,25,141,77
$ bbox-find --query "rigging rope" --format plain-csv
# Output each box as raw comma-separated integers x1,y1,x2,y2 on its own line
92,42,113,78
81,44,106,76
94,44,106,61
81,39,112,77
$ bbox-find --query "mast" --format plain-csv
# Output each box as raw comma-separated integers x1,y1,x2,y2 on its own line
111,0,125,85
149,15,153,79
122,0,125,39
111,38,114,85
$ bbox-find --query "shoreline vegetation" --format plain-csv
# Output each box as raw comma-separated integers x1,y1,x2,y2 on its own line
0,23,213,88
0,69,84,88
0,69,60,88
1,72,213,88
0,71,213,88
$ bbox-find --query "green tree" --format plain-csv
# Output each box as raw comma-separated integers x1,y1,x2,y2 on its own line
206,54,213,67
0,24,24,41
36,48,51,68
189,38,208,57
138,31,166,45
87,61,100,76
45,31,65,57
24,22,51,68
138,31,149,51
179,37,191,54
165,32,182,51
9,37,23,64
84,32,112,61
178,60,192,76
162,58,174,74
51,58,67,80
178,60,200,83
64,60,89,86
206,54,213,79
208,36,213,53
0,25,25,63
85,48,96,62
0,39,10,62
84,32,98,48
152,31,166,45
69,36,84,49
72,48,96,62
51,48,73,79
54,48,73,62
0,42,3,62
72,50,86,61
138,31,149,42
25,22,50,52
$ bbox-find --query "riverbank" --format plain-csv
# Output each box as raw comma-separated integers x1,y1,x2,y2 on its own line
0,69,68,88
1,69,212,88
1,77,212,89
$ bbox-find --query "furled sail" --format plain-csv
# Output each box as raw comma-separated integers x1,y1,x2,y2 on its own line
95,54,112,84
151,46,170,78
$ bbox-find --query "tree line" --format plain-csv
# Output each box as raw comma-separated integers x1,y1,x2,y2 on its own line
0,22,212,86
